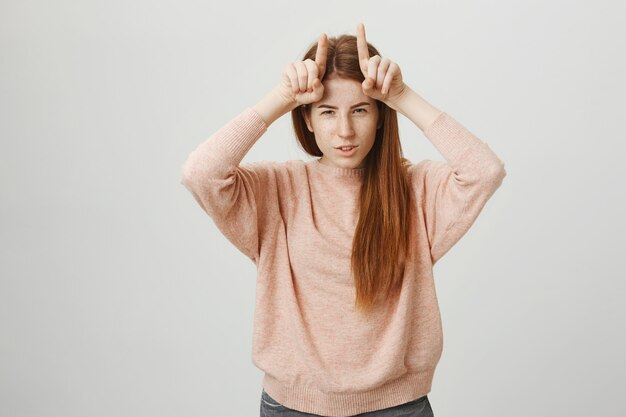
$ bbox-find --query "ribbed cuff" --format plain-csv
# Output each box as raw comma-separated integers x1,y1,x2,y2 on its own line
212,107,268,167
199,107,267,166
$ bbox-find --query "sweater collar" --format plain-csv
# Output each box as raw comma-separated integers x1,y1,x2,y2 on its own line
310,158,365,178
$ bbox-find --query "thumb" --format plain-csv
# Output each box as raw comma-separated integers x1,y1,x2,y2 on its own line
313,78,324,97
362,77,375,93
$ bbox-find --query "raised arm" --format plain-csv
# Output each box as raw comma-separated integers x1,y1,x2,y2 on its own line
180,33,331,263
414,109,506,265
354,22,507,265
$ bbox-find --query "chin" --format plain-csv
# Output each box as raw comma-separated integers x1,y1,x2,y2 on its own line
321,155,365,169
347,160,365,169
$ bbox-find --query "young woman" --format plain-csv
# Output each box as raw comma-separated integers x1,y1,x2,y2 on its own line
181,23,506,417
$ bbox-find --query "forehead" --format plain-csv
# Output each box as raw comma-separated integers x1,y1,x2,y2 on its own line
315,77,374,107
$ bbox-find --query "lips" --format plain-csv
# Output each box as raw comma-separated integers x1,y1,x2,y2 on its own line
335,145,358,149
336,145,358,156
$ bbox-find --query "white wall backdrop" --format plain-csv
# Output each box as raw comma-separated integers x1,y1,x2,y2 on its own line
1,1,624,416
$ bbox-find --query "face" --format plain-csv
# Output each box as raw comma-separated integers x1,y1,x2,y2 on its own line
304,76,381,169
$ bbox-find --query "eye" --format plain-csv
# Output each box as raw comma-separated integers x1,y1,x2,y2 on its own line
320,109,366,115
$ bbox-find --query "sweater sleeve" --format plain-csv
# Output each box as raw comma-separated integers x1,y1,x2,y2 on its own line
179,107,273,264
414,112,507,266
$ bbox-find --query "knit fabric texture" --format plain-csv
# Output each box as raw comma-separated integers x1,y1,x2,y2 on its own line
180,107,506,417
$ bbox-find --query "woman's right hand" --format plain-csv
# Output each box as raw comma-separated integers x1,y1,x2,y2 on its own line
277,33,328,107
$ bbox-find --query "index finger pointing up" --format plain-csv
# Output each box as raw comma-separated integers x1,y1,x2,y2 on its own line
356,23,370,72
315,33,328,79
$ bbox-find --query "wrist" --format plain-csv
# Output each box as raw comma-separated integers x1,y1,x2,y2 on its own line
385,84,412,114
272,86,299,113
385,86,442,131
253,87,297,127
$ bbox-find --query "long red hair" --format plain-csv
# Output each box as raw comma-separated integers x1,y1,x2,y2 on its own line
291,34,413,315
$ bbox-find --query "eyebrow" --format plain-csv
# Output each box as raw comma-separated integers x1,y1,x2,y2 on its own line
316,102,371,109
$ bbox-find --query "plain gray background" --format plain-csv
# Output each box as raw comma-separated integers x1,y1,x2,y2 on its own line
2,0,624,416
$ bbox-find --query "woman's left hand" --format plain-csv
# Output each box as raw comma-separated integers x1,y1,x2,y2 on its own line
357,23,408,106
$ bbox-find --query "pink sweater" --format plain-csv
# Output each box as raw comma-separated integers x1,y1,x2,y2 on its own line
180,107,506,417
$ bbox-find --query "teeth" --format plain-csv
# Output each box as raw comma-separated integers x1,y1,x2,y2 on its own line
340,146,354,150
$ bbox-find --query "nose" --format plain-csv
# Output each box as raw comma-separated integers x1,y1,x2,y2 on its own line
337,113,355,138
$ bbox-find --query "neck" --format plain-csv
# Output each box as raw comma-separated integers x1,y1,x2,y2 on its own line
313,158,365,178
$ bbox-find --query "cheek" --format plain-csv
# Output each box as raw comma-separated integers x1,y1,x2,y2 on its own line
312,126,332,140
312,131,332,149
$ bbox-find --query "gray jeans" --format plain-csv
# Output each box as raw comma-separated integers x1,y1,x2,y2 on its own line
260,389,434,417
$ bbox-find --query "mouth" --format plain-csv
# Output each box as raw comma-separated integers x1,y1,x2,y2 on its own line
335,145,358,156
